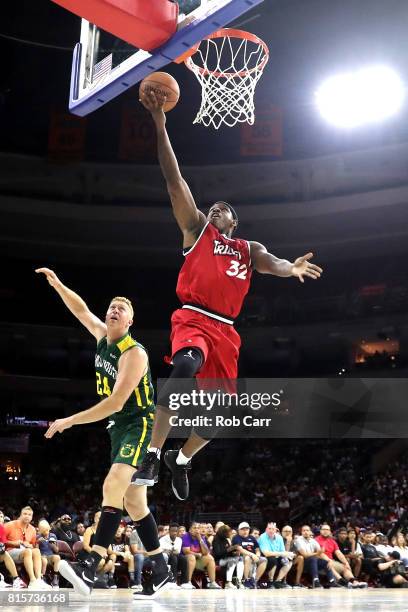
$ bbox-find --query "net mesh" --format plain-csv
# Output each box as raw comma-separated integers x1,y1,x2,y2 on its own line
185,30,269,129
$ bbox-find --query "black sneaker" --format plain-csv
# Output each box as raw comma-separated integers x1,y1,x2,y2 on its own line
164,450,191,501
107,575,117,589
58,559,95,596
131,452,160,486
311,578,323,589
133,570,177,600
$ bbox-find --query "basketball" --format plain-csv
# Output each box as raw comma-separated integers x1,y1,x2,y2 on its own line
139,72,180,112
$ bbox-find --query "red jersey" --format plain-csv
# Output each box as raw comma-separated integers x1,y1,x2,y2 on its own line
176,222,252,322
315,535,339,560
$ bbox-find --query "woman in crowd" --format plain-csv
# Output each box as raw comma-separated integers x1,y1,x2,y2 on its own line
212,525,244,589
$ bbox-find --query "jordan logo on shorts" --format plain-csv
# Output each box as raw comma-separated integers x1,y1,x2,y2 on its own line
184,350,195,360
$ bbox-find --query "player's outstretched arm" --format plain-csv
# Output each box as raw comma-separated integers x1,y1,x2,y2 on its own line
250,242,323,282
139,90,206,241
45,347,147,437
35,268,106,340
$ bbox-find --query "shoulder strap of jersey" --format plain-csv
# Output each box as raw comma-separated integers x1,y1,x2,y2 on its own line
116,334,137,354
183,221,211,256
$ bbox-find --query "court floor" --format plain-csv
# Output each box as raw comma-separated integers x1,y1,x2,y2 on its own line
4,588,408,612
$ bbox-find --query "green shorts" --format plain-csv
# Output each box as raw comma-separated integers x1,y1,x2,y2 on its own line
109,415,153,467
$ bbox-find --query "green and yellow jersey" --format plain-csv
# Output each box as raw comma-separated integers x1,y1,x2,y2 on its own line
95,332,155,430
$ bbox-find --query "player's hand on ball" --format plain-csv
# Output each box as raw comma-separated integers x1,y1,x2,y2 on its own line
139,90,166,126
45,417,73,439
35,267,61,288
291,253,323,283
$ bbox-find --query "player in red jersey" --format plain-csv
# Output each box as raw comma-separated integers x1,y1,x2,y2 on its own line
132,90,323,500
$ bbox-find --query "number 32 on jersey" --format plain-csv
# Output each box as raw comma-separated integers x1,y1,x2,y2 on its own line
226,259,248,280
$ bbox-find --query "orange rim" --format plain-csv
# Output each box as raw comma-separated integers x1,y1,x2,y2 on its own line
184,28,269,78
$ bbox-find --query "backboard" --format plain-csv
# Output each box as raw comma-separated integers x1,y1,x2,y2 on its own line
67,0,264,116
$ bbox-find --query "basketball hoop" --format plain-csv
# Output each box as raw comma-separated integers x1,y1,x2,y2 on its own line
184,28,269,129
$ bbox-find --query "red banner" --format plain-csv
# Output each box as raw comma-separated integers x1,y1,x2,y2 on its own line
240,106,283,157
119,104,157,162
48,110,87,162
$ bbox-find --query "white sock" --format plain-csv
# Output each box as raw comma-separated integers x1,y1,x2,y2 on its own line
236,560,244,581
226,564,235,582
176,450,190,465
148,447,161,458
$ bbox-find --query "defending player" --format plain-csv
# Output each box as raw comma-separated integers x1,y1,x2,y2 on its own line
132,91,323,501
36,268,175,599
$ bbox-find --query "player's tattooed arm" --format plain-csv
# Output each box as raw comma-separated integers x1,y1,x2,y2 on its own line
35,268,107,340
139,89,206,243
45,347,148,437
250,242,323,282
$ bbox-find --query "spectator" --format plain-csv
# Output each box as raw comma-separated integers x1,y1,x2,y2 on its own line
181,522,221,590
251,527,260,539
391,532,408,568
124,525,134,541
206,524,215,547
360,530,383,579
4,506,50,590
159,522,188,585
178,526,186,538
294,525,337,589
51,515,80,546
82,511,115,583
76,523,85,541
157,525,165,538
0,510,26,588
345,528,363,577
212,525,243,589
315,523,366,588
108,524,137,589
373,551,408,588
258,522,293,589
376,534,394,557
128,526,147,593
281,525,305,589
232,521,267,589
37,519,60,588
336,528,362,578
214,521,225,532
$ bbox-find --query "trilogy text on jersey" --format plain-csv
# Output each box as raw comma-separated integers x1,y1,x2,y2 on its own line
213,240,242,260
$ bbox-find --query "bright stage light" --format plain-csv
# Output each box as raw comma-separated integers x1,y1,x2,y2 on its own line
316,66,405,128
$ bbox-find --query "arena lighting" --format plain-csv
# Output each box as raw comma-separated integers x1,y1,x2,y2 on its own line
315,65,405,128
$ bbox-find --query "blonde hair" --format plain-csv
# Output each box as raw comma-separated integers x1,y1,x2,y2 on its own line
38,519,50,530
110,297,134,319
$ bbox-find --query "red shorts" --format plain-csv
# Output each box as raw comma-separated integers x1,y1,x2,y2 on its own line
168,308,241,380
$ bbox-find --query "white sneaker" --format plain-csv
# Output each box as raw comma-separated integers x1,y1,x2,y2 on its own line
208,581,222,589
224,582,237,589
38,579,53,590
180,582,195,589
12,577,26,589
28,581,38,590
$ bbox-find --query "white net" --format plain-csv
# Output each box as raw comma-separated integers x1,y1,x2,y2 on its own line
185,29,269,129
